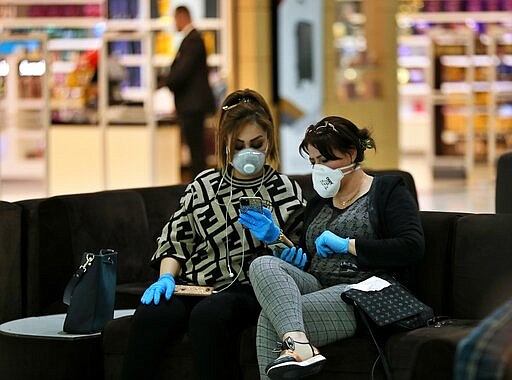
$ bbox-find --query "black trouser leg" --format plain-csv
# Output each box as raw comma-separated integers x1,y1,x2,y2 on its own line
121,297,196,380
180,113,206,178
188,286,261,380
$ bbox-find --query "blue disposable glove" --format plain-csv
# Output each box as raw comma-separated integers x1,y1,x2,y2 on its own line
238,207,280,243
274,247,307,270
315,230,349,257
140,273,175,305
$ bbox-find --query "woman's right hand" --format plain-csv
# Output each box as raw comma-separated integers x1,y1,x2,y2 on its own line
315,230,349,257
140,273,175,305
274,247,307,270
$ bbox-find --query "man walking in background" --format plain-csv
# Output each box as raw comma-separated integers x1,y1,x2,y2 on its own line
167,5,216,178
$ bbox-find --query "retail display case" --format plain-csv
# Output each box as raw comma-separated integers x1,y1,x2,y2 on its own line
397,4,512,177
333,0,382,101
0,0,229,196
0,33,48,194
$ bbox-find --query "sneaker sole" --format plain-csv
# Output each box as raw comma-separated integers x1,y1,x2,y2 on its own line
266,354,326,379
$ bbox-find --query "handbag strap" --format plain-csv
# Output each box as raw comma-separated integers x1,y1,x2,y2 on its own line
63,253,95,305
353,301,394,380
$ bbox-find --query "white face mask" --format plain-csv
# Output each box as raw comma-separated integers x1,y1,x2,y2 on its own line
232,148,266,176
312,163,357,198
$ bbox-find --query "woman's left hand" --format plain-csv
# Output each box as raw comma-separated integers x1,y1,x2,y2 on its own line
274,247,307,270
315,230,349,257
238,207,280,243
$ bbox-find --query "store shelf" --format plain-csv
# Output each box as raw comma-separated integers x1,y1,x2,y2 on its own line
1,18,103,28
0,0,103,4
399,83,430,96
398,9,512,176
0,0,228,195
397,11,512,24
48,38,101,51
17,98,45,110
0,33,49,187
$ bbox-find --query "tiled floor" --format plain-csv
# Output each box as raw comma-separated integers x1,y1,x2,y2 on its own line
0,154,498,214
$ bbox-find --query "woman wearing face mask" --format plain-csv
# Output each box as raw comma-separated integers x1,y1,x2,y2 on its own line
241,116,424,379
120,89,306,380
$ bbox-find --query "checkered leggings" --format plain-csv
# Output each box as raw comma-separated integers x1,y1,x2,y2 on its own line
248,255,357,379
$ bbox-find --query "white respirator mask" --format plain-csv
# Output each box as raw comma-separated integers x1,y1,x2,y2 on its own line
312,163,358,198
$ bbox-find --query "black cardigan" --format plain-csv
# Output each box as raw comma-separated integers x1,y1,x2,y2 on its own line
301,175,425,272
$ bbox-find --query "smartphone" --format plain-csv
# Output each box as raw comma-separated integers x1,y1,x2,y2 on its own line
239,196,264,214
174,285,213,297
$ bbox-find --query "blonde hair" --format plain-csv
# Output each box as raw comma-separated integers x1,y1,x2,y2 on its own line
216,89,279,172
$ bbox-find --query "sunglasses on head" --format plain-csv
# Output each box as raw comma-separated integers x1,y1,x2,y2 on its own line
222,97,252,111
306,121,340,135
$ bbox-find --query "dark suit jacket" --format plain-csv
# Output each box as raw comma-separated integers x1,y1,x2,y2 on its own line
167,28,216,116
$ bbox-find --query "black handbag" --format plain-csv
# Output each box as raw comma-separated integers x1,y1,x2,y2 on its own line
62,249,118,334
341,278,434,380
341,281,434,330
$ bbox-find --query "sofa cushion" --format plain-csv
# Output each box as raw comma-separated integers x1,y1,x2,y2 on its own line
452,214,512,319
0,201,22,323
35,190,154,314
496,151,512,213
132,185,187,253
15,198,46,316
388,320,477,380
413,211,467,315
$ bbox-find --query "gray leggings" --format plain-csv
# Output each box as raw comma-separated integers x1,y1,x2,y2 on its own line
248,255,357,380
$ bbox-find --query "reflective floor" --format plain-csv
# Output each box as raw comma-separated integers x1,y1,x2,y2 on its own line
399,154,496,214
0,154,498,214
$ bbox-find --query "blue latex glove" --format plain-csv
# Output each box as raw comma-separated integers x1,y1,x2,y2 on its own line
274,247,307,270
315,230,349,257
140,273,175,305
238,207,280,243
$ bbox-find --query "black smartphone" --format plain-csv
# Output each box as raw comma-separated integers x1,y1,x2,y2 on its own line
239,196,264,214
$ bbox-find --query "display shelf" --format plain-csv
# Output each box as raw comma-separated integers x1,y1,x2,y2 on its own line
0,0,102,5
397,33,433,155
397,10,512,176
0,33,49,189
0,18,103,29
0,0,228,194
397,11,512,23
333,0,383,101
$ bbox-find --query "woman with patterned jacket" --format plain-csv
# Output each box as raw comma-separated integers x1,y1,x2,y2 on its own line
121,89,306,380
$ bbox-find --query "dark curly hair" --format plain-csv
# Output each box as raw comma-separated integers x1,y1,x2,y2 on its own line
299,116,375,163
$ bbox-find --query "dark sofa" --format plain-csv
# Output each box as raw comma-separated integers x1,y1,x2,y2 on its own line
1,170,512,380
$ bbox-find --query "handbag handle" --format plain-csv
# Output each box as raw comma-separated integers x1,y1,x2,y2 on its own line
353,302,394,380
63,253,96,306
63,249,116,306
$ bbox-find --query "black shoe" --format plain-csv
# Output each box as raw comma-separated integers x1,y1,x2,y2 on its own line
265,336,326,379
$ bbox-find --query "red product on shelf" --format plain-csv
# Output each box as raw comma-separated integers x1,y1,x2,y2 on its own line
424,0,442,12
466,0,483,11
83,4,101,17
444,0,461,11
503,0,512,10
486,0,500,10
